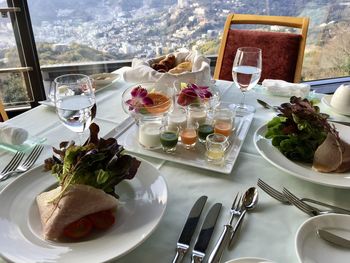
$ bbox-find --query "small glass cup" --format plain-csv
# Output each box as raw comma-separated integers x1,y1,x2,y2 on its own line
213,107,235,137
138,117,163,150
206,133,230,165
159,125,179,153
197,119,214,143
167,107,187,130
180,122,198,149
187,103,207,125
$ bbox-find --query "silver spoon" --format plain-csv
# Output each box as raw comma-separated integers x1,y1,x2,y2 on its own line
228,187,259,247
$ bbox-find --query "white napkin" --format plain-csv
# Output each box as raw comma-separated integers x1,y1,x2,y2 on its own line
0,123,29,145
123,49,211,87
262,79,310,97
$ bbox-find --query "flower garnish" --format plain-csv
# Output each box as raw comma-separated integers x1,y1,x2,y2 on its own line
177,83,213,106
126,85,154,111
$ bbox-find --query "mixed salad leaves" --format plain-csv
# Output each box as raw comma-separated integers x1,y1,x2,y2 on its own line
265,96,339,163
44,123,141,199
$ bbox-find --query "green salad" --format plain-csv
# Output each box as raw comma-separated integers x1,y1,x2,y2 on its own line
265,96,338,163
44,123,141,200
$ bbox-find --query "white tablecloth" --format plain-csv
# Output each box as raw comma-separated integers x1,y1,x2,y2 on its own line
1,68,350,263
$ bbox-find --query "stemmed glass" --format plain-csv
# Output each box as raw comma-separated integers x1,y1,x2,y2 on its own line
53,74,96,143
232,47,262,113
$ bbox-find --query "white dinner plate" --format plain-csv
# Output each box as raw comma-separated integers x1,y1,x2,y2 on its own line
295,214,350,263
253,123,350,188
90,72,120,86
0,161,167,263
225,257,274,263
321,95,350,116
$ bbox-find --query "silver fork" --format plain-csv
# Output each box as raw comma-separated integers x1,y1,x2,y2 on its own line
282,188,330,217
0,151,25,176
0,145,44,181
258,178,350,215
207,193,241,263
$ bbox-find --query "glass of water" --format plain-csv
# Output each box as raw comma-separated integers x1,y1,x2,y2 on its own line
53,74,96,142
232,47,262,113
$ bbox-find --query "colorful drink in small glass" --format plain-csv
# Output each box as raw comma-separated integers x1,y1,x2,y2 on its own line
187,103,207,125
180,122,198,149
213,107,235,137
167,107,187,130
159,125,179,153
206,133,229,165
198,122,214,143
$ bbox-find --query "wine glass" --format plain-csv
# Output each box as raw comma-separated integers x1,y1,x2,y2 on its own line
232,47,262,113
53,74,96,143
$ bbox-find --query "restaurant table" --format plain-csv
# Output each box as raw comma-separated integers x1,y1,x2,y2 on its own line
1,68,350,263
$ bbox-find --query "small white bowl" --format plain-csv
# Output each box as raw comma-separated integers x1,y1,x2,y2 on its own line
330,84,350,115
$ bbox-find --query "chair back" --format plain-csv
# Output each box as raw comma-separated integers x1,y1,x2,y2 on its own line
0,99,9,122
214,14,309,83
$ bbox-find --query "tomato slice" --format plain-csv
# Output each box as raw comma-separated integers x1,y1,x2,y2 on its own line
88,210,115,230
63,217,93,239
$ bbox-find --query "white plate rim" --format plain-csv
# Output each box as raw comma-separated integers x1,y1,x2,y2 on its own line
295,214,350,263
0,159,167,263
225,257,274,263
321,95,350,116
253,123,350,188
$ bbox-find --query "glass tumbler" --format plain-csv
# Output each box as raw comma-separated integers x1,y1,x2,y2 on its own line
213,107,235,137
187,103,207,125
206,133,230,165
180,122,198,149
159,125,179,153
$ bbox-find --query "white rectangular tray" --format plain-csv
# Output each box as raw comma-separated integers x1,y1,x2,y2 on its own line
117,112,254,174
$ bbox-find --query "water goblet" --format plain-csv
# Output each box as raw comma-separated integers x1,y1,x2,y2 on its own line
53,74,95,143
232,47,262,113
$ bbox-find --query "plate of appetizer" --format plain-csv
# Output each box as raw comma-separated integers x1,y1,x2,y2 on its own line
0,124,167,263
254,97,350,188
90,73,120,87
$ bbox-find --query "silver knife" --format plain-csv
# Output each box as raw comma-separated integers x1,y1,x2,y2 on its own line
191,203,222,263
317,229,350,249
172,196,208,263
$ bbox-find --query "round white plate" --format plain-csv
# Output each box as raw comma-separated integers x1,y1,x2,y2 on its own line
253,123,350,188
0,161,167,263
90,73,120,87
322,95,350,116
295,214,350,263
225,257,274,263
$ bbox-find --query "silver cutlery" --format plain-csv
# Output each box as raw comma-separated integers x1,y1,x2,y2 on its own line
228,187,259,247
0,151,25,179
172,195,208,263
191,203,222,263
207,193,241,263
317,229,350,249
283,188,332,216
0,145,44,181
256,99,279,112
257,178,350,215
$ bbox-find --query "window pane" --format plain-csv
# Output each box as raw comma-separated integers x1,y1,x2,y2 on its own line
27,0,350,81
0,0,34,106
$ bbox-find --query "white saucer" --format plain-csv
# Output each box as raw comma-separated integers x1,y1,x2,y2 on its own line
295,214,350,263
225,258,274,263
322,95,350,116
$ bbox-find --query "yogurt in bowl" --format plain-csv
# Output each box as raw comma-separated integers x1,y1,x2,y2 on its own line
330,84,350,115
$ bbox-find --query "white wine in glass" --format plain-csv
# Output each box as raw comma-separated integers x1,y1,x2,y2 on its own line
232,47,262,113
54,74,96,142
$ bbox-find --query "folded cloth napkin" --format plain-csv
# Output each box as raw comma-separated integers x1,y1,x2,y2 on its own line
123,49,211,87
0,123,28,145
262,79,310,97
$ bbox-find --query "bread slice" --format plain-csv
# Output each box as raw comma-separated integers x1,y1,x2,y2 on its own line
36,184,118,240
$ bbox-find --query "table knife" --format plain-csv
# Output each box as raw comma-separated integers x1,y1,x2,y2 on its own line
317,229,350,249
172,195,208,263
191,203,222,263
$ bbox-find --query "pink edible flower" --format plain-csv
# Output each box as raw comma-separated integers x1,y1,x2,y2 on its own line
126,85,154,111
